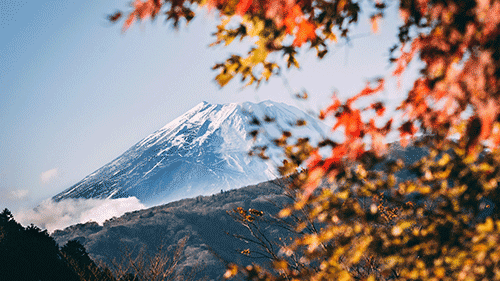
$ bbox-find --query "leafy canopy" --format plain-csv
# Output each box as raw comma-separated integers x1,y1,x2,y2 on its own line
110,0,500,280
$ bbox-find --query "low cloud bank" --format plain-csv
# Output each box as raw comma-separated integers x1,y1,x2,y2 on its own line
15,197,146,233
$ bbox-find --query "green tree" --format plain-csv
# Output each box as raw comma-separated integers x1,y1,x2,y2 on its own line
62,239,116,281
110,0,500,280
0,209,80,281
0,209,191,281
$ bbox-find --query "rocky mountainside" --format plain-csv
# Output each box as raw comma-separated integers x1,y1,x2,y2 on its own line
52,178,298,280
53,101,328,205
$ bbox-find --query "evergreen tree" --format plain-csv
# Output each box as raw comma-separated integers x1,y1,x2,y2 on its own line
62,239,116,281
0,209,79,281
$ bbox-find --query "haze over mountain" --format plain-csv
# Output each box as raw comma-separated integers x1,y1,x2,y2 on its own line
52,100,328,206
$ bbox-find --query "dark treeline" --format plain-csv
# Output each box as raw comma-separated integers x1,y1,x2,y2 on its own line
0,208,115,281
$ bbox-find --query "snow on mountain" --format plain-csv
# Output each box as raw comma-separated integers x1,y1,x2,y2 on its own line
53,100,329,205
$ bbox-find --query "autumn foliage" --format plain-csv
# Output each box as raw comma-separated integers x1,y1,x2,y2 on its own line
110,0,500,279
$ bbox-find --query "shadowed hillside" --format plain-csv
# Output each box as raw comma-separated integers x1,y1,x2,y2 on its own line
52,179,300,280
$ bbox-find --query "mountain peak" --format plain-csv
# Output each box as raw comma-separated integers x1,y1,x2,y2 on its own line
195,100,210,108
53,101,328,206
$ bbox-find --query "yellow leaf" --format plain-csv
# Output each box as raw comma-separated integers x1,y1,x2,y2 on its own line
216,72,233,87
437,153,450,166
399,220,413,231
279,208,291,218
477,218,494,233
274,260,288,270
418,186,431,194
224,264,238,278
338,270,351,281
248,18,264,37
243,76,255,87
331,33,338,43
262,67,272,81
337,190,349,200
241,248,250,255
251,47,267,64
392,226,402,236
388,174,396,186
434,266,445,278
224,36,235,46
473,244,488,252
480,162,493,172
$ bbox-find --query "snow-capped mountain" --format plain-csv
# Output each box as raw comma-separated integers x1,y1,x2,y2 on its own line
53,100,328,205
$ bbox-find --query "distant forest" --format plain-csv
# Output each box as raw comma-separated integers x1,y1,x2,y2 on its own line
0,208,185,281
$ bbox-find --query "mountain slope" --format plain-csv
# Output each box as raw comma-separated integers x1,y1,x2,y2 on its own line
53,101,328,205
52,179,296,280
49,142,437,280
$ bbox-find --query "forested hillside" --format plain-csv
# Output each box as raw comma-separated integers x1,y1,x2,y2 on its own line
52,178,298,280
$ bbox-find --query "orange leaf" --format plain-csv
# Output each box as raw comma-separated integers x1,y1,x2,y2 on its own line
133,0,142,7
371,131,387,157
349,140,365,159
334,109,363,139
284,16,296,34
399,8,410,23
400,137,410,148
347,79,384,106
399,121,417,147
362,79,384,96
319,110,326,120
284,5,303,34
490,123,500,148
293,19,316,47
392,40,420,80
323,145,345,171
123,12,136,31
345,110,363,138
370,102,385,116
478,99,498,141
306,150,323,168
137,1,152,19
122,0,158,32
236,0,253,16
370,14,381,33
302,167,325,200
324,96,342,116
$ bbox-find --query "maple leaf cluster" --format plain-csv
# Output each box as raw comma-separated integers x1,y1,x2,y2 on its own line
110,0,499,156
111,0,317,45
110,0,500,279
109,0,363,87
392,0,500,155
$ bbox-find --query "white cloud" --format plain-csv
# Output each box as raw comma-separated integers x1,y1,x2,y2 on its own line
8,189,29,200
15,197,146,233
40,168,58,183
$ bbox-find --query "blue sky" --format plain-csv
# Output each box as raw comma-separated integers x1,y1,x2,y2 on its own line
0,1,418,214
